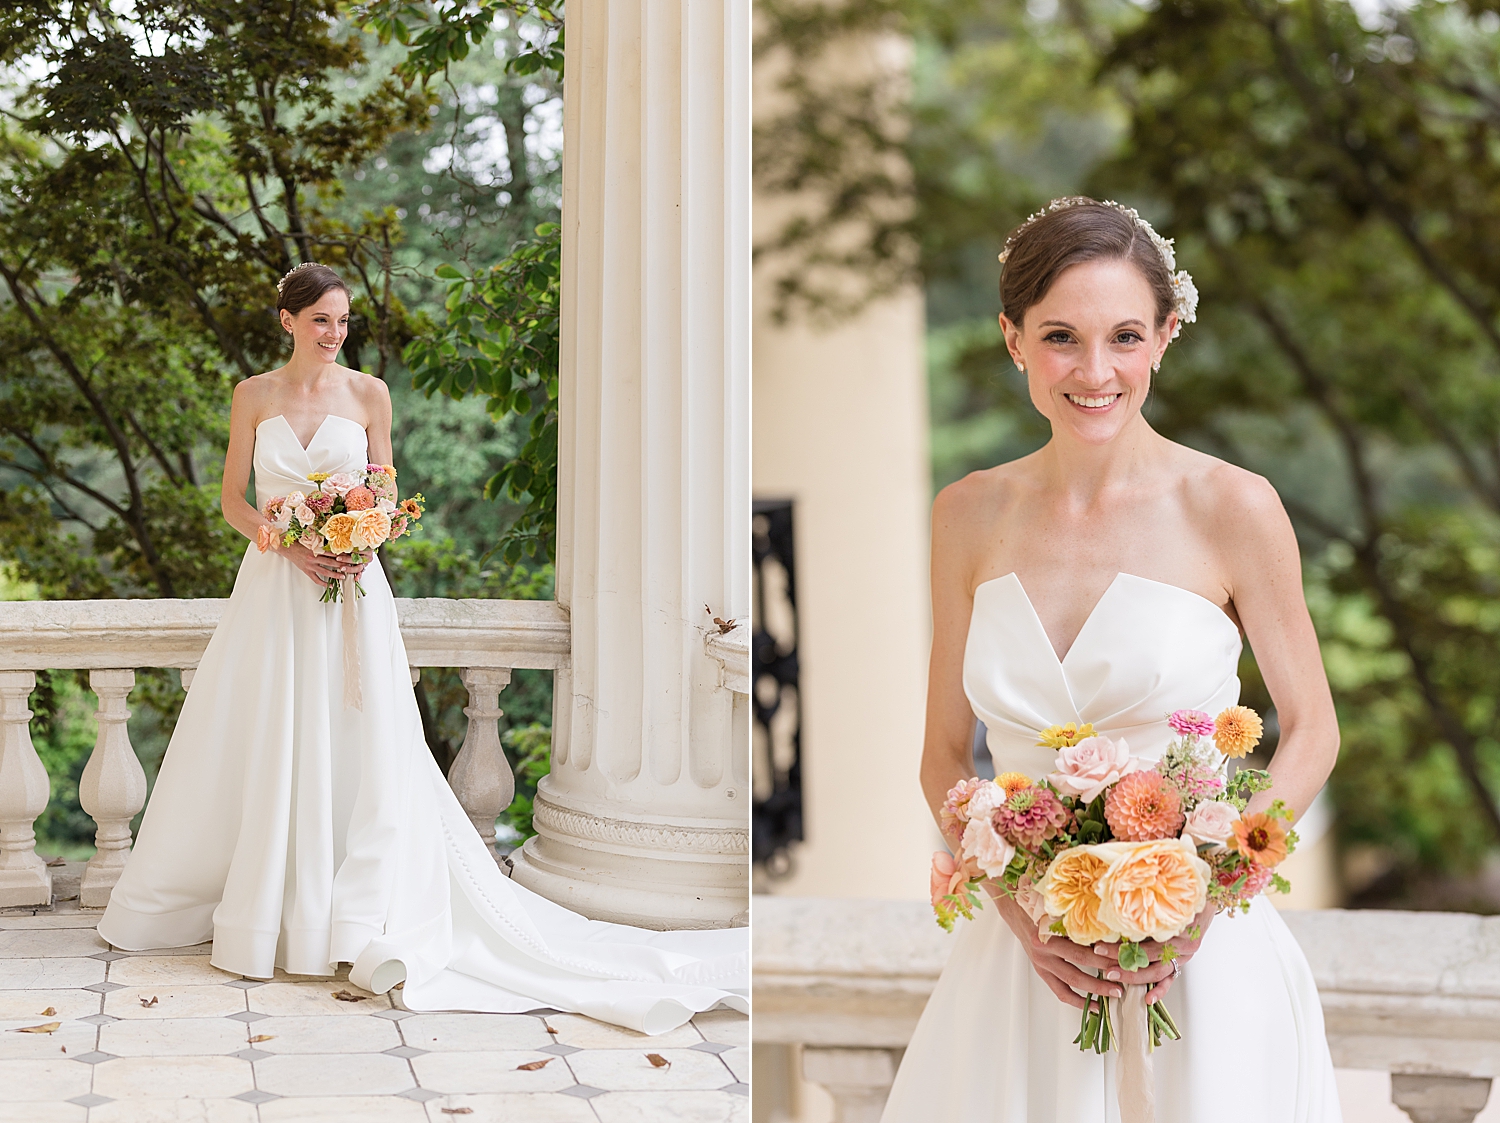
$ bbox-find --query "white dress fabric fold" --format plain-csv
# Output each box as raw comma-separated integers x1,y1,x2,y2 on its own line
97,414,747,1035
879,573,1340,1122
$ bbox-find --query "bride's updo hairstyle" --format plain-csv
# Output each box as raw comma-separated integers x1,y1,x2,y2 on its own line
276,262,351,315
999,197,1180,333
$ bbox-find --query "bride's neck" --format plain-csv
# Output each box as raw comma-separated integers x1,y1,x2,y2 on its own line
1038,414,1166,504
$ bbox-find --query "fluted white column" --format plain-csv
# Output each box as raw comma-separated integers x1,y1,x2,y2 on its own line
79,669,147,908
509,0,751,928
0,671,51,907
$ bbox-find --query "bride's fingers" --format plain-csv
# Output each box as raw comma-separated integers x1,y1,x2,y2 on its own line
1048,941,1119,974
1116,960,1174,987
1145,974,1177,1005
1047,959,1121,999
1038,970,1089,1010
1035,959,1108,1005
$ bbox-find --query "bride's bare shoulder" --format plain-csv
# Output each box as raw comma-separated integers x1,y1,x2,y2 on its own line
1172,443,1288,538
932,456,1038,556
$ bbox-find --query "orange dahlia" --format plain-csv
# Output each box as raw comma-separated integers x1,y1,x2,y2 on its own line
1232,812,1288,867
1103,770,1184,842
1213,705,1263,758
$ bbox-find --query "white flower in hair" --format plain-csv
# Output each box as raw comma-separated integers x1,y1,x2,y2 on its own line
998,197,1198,341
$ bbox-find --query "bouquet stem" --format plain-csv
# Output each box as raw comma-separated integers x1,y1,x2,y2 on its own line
1073,981,1115,1053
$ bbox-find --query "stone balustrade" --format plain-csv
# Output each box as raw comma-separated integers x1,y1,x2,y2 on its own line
753,895,1500,1123
0,597,570,910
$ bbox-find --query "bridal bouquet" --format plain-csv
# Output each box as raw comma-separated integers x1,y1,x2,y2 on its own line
256,463,425,602
932,706,1296,1056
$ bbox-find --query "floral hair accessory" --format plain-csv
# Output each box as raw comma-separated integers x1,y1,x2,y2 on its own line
998,196,1199,341
277,261,325,294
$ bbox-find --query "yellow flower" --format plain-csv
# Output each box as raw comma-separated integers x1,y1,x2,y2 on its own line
1037,722,1096,749
1213,705,1263,759
323,513,358,554
996,772,1032,798
1039,846,1115,945
1096,838,1209,943
306,472,331,483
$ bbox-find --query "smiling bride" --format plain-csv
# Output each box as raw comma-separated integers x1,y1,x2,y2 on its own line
96,263,746,1034
879,199,1341,1121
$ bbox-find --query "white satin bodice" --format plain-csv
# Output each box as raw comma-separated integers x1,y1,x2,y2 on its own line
964,572,1243,779
252,414,368,506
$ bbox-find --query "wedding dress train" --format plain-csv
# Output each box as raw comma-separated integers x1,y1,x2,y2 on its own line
879,572,1340,1121
97,413,747,1035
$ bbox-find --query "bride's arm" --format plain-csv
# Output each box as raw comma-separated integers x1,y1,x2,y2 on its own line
1217,471,1340,821
918,482,986,825
220,379,272,544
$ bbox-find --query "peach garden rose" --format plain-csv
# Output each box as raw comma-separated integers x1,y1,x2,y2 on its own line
1096,837,1209,944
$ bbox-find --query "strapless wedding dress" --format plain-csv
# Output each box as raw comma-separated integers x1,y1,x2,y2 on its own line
880,572,1340,1122
97,414,747,1034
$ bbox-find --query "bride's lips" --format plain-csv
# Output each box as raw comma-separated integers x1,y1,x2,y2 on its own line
1064,391,1122,412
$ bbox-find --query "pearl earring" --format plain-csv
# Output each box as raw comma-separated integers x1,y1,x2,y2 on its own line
1016,361,1026,372
1152,358,1161,373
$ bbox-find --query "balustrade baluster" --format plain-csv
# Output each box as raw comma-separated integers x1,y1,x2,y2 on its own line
448,667,514,867
78,669,148,908
0,671,51,907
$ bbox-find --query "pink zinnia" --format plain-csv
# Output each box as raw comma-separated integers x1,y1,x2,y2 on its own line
1104,770,1184,841
940,777,988,839
344,486,376,511
307,492,335,514
1168,709,1216,738
992,787,1069,849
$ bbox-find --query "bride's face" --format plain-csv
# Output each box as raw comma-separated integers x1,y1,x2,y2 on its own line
281,290,350,365
1000,258,1175,446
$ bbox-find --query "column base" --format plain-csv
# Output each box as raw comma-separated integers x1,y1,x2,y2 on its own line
0,864,52,909
509,786,747,930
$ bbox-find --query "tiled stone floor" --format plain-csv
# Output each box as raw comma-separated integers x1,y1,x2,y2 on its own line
0,865,748,1123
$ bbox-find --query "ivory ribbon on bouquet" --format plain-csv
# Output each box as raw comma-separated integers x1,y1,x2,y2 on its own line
1114,985,1155,1123
342,578,363,712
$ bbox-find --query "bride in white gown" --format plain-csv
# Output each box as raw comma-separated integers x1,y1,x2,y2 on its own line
881,199,1341,1121
97,263,747,1035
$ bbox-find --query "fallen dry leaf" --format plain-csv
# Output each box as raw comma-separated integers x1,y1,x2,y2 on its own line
44,856,65,867
60,1046,65,1053
12,1022,60,1034
392,982,404,990
38,1007,55,1017
646,1053,671,1069
140,996,158,1008
515,1058,554,1071
330,990,368,1003
248,1034,274,1043
439,1110,474,1117
544,1023,559,1036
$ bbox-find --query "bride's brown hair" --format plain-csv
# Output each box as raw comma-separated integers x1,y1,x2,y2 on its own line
999,199,1176,329
276,263,350,315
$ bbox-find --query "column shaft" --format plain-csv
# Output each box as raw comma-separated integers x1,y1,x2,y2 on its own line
510,0,751,929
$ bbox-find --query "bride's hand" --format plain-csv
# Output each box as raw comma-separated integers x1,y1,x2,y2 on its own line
275,541,359,586
1091,903,1216,1005
993,890,1122,1011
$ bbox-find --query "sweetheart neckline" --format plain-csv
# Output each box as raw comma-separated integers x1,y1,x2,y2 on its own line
256,413,364,453
974,571,1238,665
